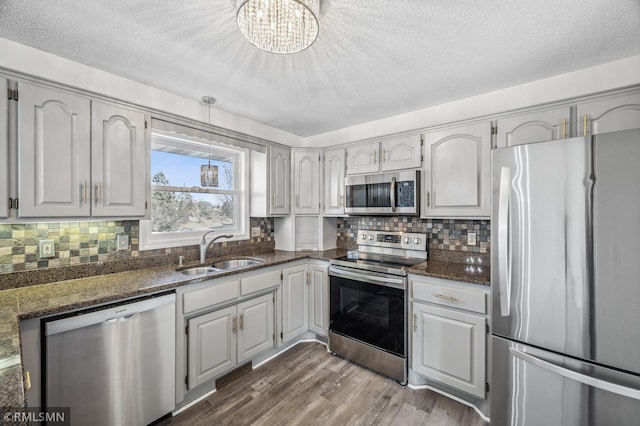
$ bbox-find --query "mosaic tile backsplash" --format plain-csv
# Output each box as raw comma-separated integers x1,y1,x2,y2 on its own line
0,217,275,275
336,216,490,254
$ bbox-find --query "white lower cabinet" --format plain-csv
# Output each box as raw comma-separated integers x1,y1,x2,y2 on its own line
411,277,488,399
308,261,328,337
282,264,309,343
187,292,274,389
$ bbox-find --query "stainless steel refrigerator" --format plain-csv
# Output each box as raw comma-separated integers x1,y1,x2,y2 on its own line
490,129,640,425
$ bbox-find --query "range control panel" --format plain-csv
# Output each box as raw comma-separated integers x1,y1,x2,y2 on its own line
356,230,427,251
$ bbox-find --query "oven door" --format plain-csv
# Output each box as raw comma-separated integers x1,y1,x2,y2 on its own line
329,266,406,357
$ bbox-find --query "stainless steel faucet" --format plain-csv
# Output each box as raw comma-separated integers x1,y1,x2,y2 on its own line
199,231,233,264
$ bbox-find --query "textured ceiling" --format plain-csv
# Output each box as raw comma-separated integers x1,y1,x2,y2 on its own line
0,0,639,137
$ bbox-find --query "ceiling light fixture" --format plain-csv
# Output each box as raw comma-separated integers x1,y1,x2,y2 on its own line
236,0,319,54
201,96,218,188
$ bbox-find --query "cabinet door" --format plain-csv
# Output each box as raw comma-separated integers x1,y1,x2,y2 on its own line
187,305,237,389
577,91,640,135
380,135,422,171
308,262,328,336
0,78,8,218
91,101,147,217
422,122,491,218
323,148,345,216
269,145,290,215
496,107,571,148
237,293,275,363
293,150,320,214
282,264,309,342
412,302,486,398
346,142,379,175
18,82,91,217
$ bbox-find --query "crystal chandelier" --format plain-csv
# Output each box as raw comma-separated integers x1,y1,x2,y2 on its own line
236,0,319,54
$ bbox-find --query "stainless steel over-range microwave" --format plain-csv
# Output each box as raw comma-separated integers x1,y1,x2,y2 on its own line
345,170,420,215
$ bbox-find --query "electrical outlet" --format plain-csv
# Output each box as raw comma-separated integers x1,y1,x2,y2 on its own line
39,240,55,258
117,235,129,251
251,227,261,237
468,232,477,246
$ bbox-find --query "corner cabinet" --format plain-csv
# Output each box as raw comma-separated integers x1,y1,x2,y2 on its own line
293,150,320,215
495,106,571,148
251,145,290,216
411,276,488,399
323,148,346,216
281,264,309,343
577,90,640,135
422,122,490,218
16,82,148,218
345,135,422,175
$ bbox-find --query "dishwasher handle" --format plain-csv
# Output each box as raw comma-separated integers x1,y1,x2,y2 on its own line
46,293,175,336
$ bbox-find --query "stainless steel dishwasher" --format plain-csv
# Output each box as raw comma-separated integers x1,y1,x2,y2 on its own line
44,293,176,426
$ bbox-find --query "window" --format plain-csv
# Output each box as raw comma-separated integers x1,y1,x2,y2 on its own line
140,129,249,249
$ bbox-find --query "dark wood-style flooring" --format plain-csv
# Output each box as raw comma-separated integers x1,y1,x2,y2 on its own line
161,342,489,425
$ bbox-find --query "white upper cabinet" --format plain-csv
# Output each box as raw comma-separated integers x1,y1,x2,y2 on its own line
0,78,8,218
323,148,346,216
346,142,379,175
422,122,491,218
380,135,422,171
250,145,290,217
495,106,571,148
91,101,147,217
270,145,290,215
346,135,422,175
577,91,640,135
293,150,320,215
18,82,91,217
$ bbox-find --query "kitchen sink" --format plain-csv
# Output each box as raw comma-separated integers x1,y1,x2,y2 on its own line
211,258,264,270
178,266,222,275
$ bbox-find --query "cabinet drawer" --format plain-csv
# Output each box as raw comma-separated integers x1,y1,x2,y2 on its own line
183,280,239,314
413,281,486,314
241,269,282,296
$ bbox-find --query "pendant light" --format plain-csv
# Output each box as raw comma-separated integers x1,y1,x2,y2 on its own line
201,96,219,187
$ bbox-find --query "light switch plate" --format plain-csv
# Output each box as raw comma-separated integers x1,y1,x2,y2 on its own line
468,232,477,246
251,227,261,237
116,235,129,251
39,240,55,258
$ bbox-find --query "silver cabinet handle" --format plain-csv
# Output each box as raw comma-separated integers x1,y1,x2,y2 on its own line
382,149,386,163
510,347,640,401
96,181,102,204
82,180,87,205
373,150,377,164
232,316,237,334
435,294,457,302
413,313,417,332
239,314,244,331
498,167,511,316
426,191,430,207
272,193,276,207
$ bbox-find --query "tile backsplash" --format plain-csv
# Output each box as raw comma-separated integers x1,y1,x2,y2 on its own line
336,216,490,254
0,218,274,275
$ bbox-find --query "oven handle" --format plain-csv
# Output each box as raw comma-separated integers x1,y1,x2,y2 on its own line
329,266,406,289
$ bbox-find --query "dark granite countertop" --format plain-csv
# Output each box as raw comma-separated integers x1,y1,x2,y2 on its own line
0,248,488,408
408,260,490,285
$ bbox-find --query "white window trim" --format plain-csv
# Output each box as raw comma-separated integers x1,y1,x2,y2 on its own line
140,130,250,250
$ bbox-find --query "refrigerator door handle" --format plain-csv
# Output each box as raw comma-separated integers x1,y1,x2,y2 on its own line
510,347,640,401
498,167,511,316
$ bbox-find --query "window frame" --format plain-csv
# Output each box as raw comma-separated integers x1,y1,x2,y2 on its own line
140,129,250,250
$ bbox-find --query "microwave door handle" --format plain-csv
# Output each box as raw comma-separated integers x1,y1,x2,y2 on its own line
390,177,396,212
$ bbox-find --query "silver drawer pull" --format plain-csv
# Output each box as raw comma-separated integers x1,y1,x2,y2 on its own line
435,294,457,302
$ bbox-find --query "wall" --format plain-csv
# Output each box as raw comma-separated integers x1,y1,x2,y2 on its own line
0,218,274,287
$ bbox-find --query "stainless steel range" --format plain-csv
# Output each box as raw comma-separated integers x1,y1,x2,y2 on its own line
329,230,427,384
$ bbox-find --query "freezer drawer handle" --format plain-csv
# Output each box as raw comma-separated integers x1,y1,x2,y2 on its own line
510,347,640,401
